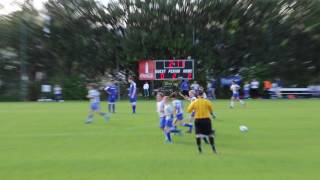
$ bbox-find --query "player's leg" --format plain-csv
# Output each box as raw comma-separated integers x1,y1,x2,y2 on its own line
230,96,235,108
130,97,137,114
112,103,116,113
85,103,96,124
206,120,217,154
195,120,202,153
96,104,110,122
178,113,193,132
108,103,112,113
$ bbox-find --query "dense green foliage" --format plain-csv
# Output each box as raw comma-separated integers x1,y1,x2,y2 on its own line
1,0,320,100
0,100,319,179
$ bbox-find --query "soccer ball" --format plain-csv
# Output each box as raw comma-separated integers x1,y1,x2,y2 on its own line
239,125,249,132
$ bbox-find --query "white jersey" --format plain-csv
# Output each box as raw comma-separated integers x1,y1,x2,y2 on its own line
157,100,165,118
172,100,183,115
230,84,240,94
164,104,173,120
244,84,250,91
88,89,100,103
54,87,62,95
251,81,259,89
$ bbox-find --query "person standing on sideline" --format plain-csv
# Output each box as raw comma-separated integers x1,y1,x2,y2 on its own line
207,79,216,100
191,81,200,95
53,84,63,102
104,80,118,113
187,90,217,154
243,82,250,99
143,82,150,97
128,77,137,114
180,80,189,97
250,79,260,98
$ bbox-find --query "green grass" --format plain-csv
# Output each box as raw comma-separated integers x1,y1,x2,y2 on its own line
0,100,319,180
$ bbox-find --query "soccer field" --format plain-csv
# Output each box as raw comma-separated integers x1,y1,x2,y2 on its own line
0,100,319,180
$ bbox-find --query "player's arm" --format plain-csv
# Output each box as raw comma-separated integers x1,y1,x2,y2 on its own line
187,101,195,113
178,92,189,100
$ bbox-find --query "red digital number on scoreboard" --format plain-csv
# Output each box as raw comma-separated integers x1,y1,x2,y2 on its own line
172,73,177,79
160,73,165,79
188,73,192,79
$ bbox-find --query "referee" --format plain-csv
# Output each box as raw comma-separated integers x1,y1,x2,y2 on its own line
187,90,217,154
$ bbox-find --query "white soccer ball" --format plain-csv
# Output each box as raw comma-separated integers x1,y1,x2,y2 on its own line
239,125,249,132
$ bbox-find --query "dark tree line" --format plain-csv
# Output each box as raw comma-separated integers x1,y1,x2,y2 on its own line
0,0,320,100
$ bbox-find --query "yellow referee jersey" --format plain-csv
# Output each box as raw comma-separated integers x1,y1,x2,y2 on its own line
187,97,213,119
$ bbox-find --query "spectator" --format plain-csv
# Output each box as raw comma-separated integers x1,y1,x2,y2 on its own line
243,81,250,99
53,84,63,102
263,80,272,99
250,79,260,98
207,79,216,100
143,82,150,97
191,81,200,94
180,80,189,96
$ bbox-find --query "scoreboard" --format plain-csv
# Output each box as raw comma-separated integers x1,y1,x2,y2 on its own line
154,60,194,80
139,59,195,80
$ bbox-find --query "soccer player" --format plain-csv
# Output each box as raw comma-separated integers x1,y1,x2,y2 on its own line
171,93,193,133
187,90,217,154
104,80,118,113
157,92,165,129
85,83,110,124
179,90,197,133
128,77,137,114
163,96,181,143
230,80,245,108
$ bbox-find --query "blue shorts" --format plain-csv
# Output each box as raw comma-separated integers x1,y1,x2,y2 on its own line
130,97,137,103
165,118,174,128
176,113,184,121
90,102,100,111
159,117,166,129
108,95,117,103
232,92,239,98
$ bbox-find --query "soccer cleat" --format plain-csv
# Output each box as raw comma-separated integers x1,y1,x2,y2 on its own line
85,120,92,124
103,114,110,122
212,146,217,154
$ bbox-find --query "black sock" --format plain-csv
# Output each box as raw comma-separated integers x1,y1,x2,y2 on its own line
209,137,217,153
196,137,202,153
203,137,209,144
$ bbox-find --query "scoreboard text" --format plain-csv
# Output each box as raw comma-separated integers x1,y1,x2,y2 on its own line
154,60,194,80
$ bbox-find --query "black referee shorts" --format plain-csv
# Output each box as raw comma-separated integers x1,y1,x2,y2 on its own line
195,118,213,136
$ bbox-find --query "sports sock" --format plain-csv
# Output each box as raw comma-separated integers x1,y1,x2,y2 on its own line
230,101,234,108
203,137,209,144
182,123,193,132
132,105,136,113
108,104,112,113
170,128,181,133
86,114,93,123
112,104,115,113
209,137,217,153
196,137,202,153
166,132,172,142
